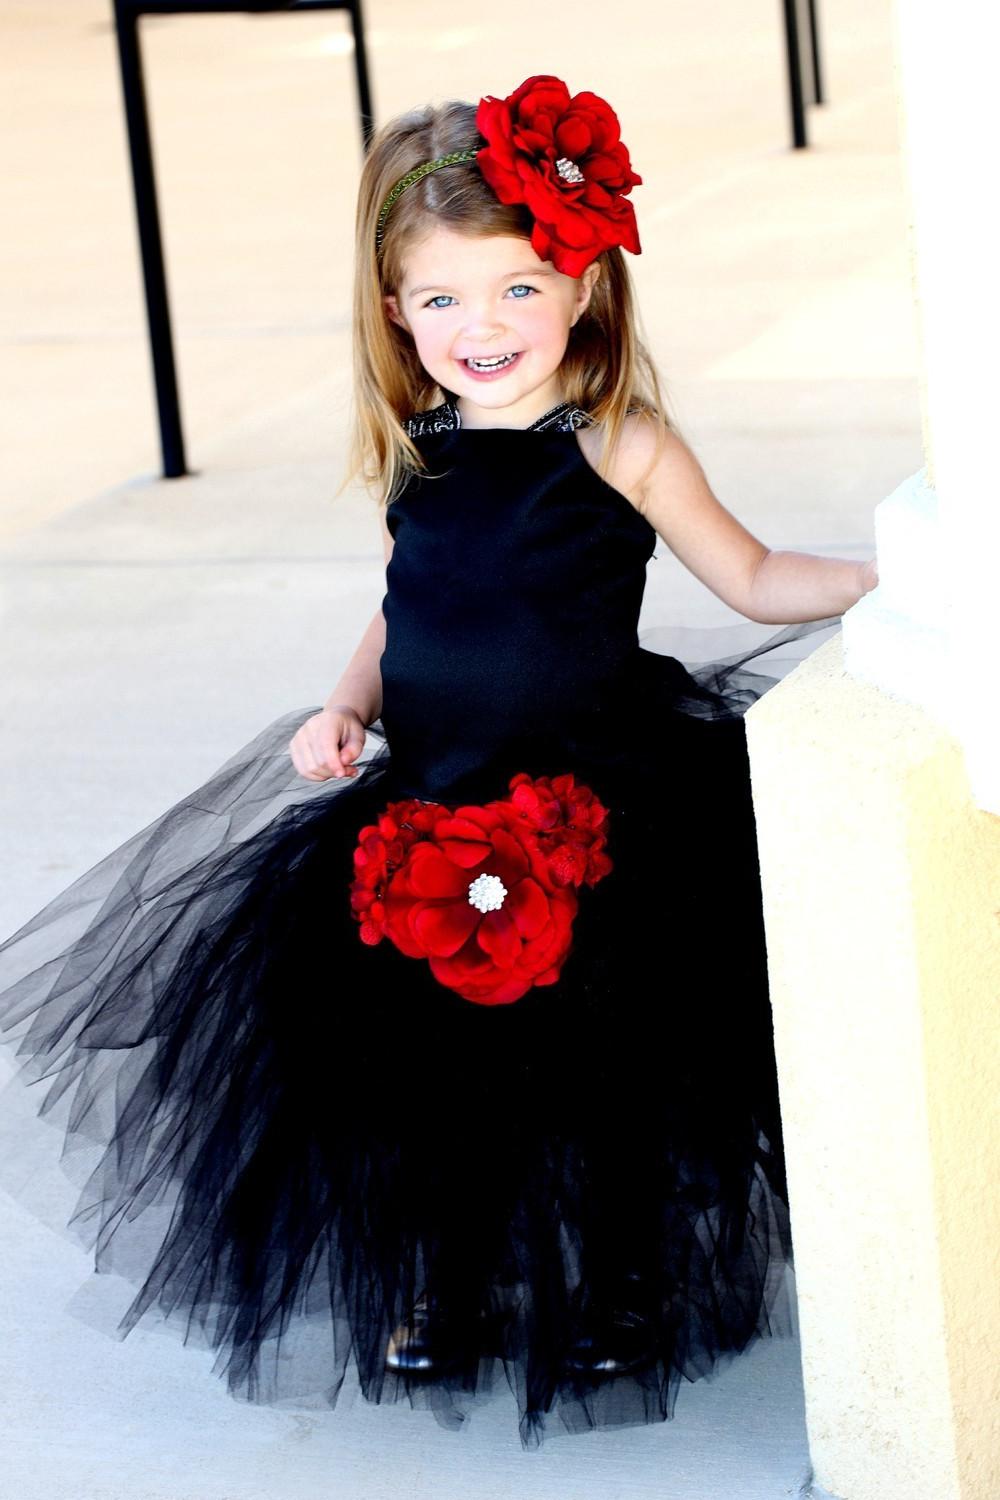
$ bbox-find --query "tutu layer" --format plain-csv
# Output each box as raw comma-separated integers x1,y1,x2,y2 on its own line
0,618,837,1446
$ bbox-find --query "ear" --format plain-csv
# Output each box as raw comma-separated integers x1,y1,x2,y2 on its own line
383,293,409,331
571,262,601,325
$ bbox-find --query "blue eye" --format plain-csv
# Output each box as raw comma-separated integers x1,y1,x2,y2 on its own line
422,285,537,309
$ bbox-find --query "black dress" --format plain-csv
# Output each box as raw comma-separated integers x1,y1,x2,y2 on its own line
0,396,838,1448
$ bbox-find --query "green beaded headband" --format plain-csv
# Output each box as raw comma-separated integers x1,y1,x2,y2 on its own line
375,148,480,258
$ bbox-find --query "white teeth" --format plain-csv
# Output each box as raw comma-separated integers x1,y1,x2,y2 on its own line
465,353,518,370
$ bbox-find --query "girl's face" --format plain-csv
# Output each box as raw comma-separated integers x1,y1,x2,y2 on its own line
384,225,600,429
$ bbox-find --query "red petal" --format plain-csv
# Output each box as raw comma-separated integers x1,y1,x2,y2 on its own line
505,877,550,939
477,148,525,204
382,909,429,959
584,151,627,185
434,813,494,868
530,222,554,262
429,955,530,1006
549,210,597,251
511,76,571,115
532,966,563,987
405,843,468,899
548,242,595,277
412,899,480,957
435,813,492,841
436,839,492,869
581,182,613,210
522,896,576,971
433,936,494,981
471,973,532,1005
475,97,514,151
488,827,531,886
476,906,522,968
612,201,641,254
570,92,622,143
514,124,555,154
555,116,591,159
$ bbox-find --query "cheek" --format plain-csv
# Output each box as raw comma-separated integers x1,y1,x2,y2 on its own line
521,301,572,345
410,318,452,365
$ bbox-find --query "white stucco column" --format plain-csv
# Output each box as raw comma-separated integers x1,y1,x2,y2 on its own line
744,4,1000,1498
842,1,1000,813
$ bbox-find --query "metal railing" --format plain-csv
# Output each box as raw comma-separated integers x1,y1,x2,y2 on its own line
783,0,825,148
113,0,374,479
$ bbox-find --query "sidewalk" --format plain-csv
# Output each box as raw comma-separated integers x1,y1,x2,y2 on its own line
0,2,920,1496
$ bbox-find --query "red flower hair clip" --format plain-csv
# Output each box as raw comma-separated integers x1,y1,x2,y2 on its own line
374,74,642,278
475,74,643,277
350,771,613,1005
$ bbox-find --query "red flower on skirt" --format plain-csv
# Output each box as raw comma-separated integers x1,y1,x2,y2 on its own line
474,74,642,277
350,771,613,1005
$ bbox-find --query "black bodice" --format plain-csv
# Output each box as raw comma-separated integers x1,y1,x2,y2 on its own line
378,399,657,802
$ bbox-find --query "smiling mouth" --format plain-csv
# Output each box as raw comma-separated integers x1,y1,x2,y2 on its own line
461,352,521,372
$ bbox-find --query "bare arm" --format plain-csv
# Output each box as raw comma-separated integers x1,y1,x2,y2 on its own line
324,607,387,727
615,417,876,625
744,549,874,624
323,507,394,727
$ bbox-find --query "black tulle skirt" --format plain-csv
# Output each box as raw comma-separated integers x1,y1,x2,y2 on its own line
0,619,838,1447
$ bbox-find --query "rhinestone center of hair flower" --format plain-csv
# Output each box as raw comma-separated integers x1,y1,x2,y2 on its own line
555,156,585,184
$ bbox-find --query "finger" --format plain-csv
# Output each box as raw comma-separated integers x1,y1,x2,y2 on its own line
342,726,365,761
340,732,364,774
323,719,365,779
317,732,348,779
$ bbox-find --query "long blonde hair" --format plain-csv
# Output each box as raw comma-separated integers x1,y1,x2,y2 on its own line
339,97,678,510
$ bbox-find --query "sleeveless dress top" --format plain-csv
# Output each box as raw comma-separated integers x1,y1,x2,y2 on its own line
380,396,658,804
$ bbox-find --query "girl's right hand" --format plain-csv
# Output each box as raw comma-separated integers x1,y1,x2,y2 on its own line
288,705,367,782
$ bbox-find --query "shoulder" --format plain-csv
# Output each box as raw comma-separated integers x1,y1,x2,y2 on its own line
575,408,694,518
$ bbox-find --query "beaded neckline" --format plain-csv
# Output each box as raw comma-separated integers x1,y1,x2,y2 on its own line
405,395,593,438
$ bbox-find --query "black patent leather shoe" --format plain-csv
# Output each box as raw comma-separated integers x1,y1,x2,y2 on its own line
561,1272,662,1378
385,1290,511,1376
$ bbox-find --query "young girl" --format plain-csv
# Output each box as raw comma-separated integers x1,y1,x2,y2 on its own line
0,74,876,1449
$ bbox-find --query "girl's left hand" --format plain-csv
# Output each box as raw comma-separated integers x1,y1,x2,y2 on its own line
859,556,879,596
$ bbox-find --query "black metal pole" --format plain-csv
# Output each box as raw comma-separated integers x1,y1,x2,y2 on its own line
113,0,188,477
113,0,374,479
807,0,824,105
782,0,808,148
348,0,375,152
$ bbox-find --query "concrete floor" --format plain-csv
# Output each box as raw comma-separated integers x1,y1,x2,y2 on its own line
0,1,921,1495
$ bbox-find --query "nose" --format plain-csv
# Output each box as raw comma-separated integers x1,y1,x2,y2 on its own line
459,299,507,341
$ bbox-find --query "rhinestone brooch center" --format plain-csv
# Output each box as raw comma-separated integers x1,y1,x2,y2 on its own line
467,873,508,914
